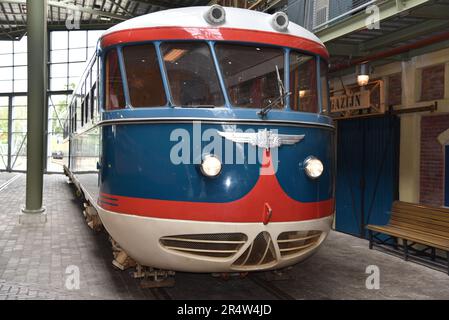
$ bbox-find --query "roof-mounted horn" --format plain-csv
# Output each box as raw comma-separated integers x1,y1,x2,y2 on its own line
204,5,226,25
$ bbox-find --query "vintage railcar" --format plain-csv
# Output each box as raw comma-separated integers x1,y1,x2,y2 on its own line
64,5,335,272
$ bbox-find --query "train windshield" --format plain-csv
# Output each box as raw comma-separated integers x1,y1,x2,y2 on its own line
122,44,167,108
215,44,285,109
161,42,225,107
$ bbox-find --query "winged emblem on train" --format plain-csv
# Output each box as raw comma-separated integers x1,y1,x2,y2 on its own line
217,129,305,149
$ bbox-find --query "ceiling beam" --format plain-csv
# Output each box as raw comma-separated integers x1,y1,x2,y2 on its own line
326,42,363,56
316,0,432,43
0,0,128,20
360,19,449,51
130,0,189,9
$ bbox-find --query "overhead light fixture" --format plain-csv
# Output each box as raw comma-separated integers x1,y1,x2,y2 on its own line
357,64,369,86
164,49,187,63
299,90,309,98
100,16,111,21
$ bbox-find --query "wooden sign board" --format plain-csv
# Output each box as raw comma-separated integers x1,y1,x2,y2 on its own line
331,90,370,112
329,80,385,119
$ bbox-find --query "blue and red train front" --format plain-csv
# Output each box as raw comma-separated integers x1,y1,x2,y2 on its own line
94,7,335,272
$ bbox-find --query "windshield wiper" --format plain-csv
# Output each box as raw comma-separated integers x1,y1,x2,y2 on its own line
258,65,290,118
257,92,291,118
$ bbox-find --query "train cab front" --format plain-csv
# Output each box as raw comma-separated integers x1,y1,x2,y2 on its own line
96,8,335,273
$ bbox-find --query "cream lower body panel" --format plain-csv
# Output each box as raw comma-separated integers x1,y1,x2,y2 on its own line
97,206,334,273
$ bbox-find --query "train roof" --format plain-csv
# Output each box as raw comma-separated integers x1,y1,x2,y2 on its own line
100,6,329,59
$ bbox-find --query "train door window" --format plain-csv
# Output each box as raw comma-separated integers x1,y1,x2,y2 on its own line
85,93,90,123
161,42,224,107
76,94,82,128
289,52,318,113
80,97,85,127
91,57,98,119
74,107,77,132
97,57,102,113
105,48,125,110
320,59,330,114
215,44,284,109
123,44,166,108
90,83,96,122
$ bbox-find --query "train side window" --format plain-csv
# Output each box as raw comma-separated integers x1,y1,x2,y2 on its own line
320,60,330,114
122,44,166,108
81,98,84,126
85,93,90,123
105,48,126,110
90,83,96,122
161,42,224,107
289,52,318,113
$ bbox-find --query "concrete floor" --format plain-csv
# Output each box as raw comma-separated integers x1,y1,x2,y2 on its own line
0,172,448,300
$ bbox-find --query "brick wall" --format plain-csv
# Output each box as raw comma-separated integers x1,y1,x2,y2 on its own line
420,64,445,101
388,73,402,106
420,114,449,206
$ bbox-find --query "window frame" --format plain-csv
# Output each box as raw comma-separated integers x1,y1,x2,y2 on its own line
98,40,330,115
102,46,128,112
120,42,169,109
159,40,226,109
214,42,288,111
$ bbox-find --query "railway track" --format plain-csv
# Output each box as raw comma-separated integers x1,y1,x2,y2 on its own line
248,274,295,300
147,272,295,300
150,287,173,300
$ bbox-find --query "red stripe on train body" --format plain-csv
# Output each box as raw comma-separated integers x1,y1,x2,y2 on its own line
98,150,334,222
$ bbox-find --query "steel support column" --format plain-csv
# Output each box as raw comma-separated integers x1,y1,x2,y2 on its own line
19,0,47,223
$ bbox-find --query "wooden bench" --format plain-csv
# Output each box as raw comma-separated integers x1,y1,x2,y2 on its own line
366,201,449,275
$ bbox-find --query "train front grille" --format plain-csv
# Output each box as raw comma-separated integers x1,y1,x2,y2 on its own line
159,233,247,258
232,232,277,269
277,230,322,257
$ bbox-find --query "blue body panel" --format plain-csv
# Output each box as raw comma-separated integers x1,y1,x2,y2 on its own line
100,119,334,203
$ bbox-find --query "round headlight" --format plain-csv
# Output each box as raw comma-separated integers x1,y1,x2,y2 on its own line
200,155,222,177
304,156,324,179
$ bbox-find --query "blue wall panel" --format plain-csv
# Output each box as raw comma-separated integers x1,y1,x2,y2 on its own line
335,116,399,238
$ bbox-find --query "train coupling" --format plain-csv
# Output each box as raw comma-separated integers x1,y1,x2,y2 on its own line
133,265,176,288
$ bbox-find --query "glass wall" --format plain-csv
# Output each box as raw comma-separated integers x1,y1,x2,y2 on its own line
0,97,8,170
48,94,70,172
47,30,103,172
49,30,103,91
0,29,104,173
0,36,27,94
11,96,27,171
